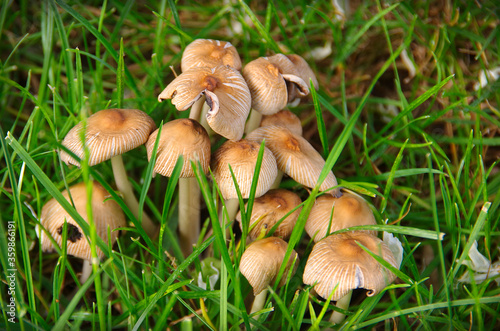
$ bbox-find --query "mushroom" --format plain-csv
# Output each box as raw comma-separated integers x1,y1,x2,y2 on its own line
305,192,377,242
242,55,310,134
145,118,211,256
211,139,277,200
145,118,211,178
158,65,251,141
285,54,318,105
211,139,278,230
303,232,398,324
239,237,299,314
36,181,126,282
246,125,341,197
181,38,242,73
260,109,303,136
59,108,157,238
236,189,302,241
266,54,310,104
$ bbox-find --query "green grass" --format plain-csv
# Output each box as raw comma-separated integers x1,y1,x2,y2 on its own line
1,0,500,330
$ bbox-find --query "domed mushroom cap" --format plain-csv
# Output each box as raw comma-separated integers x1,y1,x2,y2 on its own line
181,39,242,72
211,139,278,200
246,126,340,196
242,57,288,115
260,110,303,136
305,193,377,242
266,54,309,103
145,118,211,177
303,232,398,301
60,108,156,167
236,189,302,240
240,237,299,295
37,181,126,261
286,54,318,90
158,65,251,141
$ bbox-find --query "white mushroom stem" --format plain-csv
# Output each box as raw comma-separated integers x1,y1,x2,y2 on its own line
176,97,209,257
244,109,262,135
110,155,157,238
329,291,352,325
80,259,93,284
250,289,268,315
178,177,200,256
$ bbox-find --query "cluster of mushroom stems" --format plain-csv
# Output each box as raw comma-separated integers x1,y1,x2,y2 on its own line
37,38,402,325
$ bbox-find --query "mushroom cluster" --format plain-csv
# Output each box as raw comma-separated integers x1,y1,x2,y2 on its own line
38,37,401,325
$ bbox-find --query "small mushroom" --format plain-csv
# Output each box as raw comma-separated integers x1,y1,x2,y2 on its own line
260,109,303,136
266,54,310,104
60,108,157,238
181,38,242,72
158,65,251,141
246,125,341,196
285,54,318,104
236,189,302,240
211,139,278,200
145,118,211,256
37,181,126,282
305,192,377,242
145,118,211,178
303,232,398,324
240,237,299,313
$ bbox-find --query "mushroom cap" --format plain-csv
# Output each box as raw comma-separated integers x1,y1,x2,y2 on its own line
145,118,211,177
181,39,242,72
211,139,278,200
239,237,299,295
246,126,340,196
242,57,288,115
285,54,318,89
266,54,310,104
305,193,377,242
236,189,302,240
60,108,156,167
303,232,398,301
260,110,303,136
38,181,126,261
158,66,251,141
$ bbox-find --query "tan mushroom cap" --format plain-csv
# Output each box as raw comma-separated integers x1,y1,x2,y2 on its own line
60,108,156,167
145,118,211,177
266,54,310,103
236,189,302,240
303,232,398,301
37,181,126,261
286,54,318,90
260,110,303,136
246,126,340,196
305,193,377,242
240,237,299,295
211,139,278,200
158,65,251,141
242,57,288,115
181,39,242,72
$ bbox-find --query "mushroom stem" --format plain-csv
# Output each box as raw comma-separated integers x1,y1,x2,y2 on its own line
250,288,268,315
110,155,157,238
189,97,206,122
244,109,262,135
329,290,352,325
175,97,209,257
178,176,200,256
80,259,93,283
